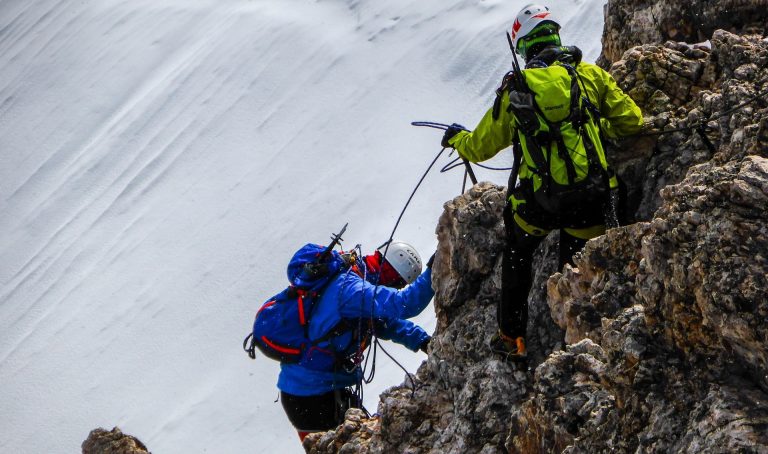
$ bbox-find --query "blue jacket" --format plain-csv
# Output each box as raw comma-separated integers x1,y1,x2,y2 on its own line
277,254,434,396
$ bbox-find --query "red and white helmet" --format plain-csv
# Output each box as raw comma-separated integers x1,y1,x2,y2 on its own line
510,4,560,54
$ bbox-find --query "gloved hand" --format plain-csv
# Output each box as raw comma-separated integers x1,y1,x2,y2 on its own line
419,336,431,353
441,123,467,148
426,252,435,269
526,45,582,69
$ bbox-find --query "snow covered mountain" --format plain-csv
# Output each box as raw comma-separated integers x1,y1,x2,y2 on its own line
0,1,605,452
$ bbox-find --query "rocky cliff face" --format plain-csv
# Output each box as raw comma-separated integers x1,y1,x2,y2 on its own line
302,5,768,454
598,0,768,67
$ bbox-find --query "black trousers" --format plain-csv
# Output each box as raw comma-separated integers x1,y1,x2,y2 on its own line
280,389,358,434
499,206,592,339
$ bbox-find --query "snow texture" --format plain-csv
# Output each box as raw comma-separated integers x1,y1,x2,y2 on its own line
0,0,604,452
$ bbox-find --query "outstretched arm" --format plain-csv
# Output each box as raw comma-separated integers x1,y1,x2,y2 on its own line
448,97,514,163
594,66,644,138
336,268,434,321
374,319,430,352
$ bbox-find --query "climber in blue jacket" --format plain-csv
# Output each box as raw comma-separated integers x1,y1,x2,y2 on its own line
278,241,435,441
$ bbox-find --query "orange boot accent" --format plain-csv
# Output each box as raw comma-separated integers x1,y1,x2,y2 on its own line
514,336,527,358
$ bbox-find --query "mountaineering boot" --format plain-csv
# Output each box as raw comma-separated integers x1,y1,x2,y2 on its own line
490,331,527,362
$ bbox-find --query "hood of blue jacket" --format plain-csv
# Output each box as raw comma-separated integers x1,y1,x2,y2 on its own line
286,243,346,291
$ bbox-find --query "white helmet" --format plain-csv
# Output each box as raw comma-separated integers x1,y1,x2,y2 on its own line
510,4,560,55
383,242,422,284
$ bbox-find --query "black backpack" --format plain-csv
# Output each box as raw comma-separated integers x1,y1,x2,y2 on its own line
495,46,617,224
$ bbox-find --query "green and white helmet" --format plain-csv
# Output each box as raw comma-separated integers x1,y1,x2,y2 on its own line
383,242,422,284
510,4,561,60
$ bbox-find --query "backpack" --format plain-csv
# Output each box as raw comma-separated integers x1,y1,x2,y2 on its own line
242,243,356,369
498,47,613,219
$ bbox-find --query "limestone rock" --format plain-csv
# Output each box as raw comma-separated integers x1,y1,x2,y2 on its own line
607,30,768,222
82,427,149,454
529,157,768,453
303,409,379,454
598,0,768,67
306,151,768,452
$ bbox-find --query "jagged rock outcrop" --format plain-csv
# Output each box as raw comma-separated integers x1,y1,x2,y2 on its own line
304,9,768,454
598,0,768,67
607,29,768,222
516,156,768,452
303,409,379,453
82,427,150,454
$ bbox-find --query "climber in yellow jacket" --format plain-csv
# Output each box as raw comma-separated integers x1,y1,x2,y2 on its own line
441,4,643,360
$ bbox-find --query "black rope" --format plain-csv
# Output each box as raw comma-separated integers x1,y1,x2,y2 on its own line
360,121,485,397
461,165,469,193
414,122,514,175
712,79,768,118
243,333,256,359
374,339,421,398
410,121,451,130
357,253,375,392
441,157,464,173
362,338,377,384
441,156,513,173
475,162,514,171
382,146,447,249
355,145,447,396
412,121,479,184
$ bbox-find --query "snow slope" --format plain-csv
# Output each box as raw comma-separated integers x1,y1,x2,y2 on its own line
0,0,605,452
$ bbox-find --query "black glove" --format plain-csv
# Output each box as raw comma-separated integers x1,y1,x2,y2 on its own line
526,45,582,69
425,252,435,269
441,123,467,148
419,337,431,353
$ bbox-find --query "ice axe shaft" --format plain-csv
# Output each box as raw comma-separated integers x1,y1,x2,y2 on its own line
319,222,348,260
463,159,477,185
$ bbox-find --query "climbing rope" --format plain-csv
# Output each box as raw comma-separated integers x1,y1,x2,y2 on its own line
355,146,447,400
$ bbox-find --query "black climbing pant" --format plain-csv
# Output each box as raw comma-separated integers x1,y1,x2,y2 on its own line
499,206,593,339
280,388,358,435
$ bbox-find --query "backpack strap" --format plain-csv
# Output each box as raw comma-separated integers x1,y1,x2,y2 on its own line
508,64,606,192
296,266,366,354
291,288,314,340
506,135,523,201
292,264,345,340
243,332,256,359
493,71,517,120
551,127,578,185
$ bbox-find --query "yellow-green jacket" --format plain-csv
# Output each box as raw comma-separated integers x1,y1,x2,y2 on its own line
448,61,643,236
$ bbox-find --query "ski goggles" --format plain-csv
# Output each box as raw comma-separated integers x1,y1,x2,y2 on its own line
517,24,561,57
